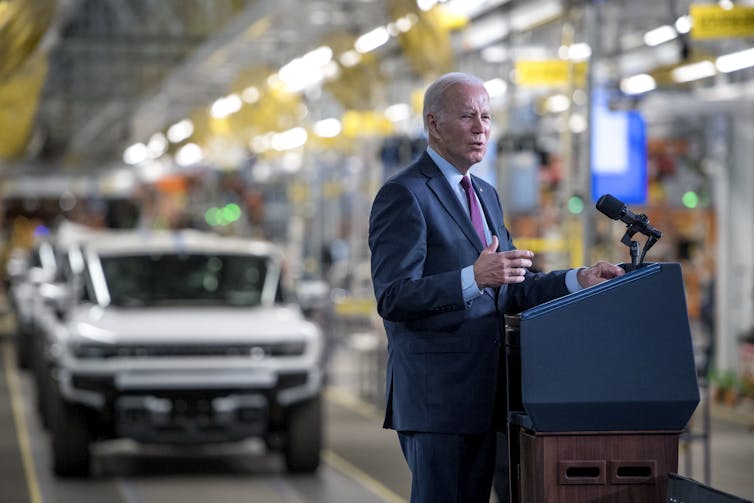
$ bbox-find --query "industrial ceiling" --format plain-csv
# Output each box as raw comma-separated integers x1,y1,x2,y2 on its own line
1,0,752,176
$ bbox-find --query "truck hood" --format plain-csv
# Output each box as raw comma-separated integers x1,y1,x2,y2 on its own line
68,304,318,345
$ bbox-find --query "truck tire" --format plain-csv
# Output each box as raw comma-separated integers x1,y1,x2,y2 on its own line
32,334,51,429
284,394,322,473
14,327,31,369
51,389,91,477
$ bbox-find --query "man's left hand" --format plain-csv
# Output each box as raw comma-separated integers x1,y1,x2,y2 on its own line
577,262,625,288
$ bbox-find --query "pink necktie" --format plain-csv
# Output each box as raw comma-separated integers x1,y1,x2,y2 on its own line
460,176,486,245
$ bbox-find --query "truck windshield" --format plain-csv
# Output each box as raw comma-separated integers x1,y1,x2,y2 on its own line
99,254,270,307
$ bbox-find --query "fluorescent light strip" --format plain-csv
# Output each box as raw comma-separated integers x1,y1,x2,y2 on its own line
716,47,754,73
644,25,677,47
620,74,656,95
671,60,716,83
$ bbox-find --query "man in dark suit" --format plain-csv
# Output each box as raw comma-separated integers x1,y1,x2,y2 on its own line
368,72,623,503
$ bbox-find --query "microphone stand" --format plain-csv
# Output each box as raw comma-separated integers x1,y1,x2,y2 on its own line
619,215,659,270
628,241,639,271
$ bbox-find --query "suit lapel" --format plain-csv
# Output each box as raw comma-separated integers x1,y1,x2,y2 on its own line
420,155,486,250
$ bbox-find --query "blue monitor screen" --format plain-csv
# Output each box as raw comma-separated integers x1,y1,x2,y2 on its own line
590,91,647,205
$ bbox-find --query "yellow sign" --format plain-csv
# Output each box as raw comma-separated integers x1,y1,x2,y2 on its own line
341,110,395,138
690,4,754,39
515,60,587,87
334,297,376,317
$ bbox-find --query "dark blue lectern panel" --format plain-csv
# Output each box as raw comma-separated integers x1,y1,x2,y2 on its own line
667,474,752,503
518,262,699,432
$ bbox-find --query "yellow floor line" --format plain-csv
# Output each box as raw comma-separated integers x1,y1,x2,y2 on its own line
324,386,382,419
323,449,407,503
3,340,43,503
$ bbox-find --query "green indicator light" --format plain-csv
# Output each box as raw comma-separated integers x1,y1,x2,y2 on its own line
205,207,221,226
223,203,242,222
682,191,698,209
568,196,584,214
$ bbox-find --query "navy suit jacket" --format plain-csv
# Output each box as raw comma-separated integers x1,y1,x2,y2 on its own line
368,152,569,434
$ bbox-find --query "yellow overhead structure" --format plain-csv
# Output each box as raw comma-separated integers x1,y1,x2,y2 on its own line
186,65,304,155
235,69,302,131
0,0,55,81
323,32,385,110
0,0,56,160
341,110,394,138
0,51,48,159
388,0,456,79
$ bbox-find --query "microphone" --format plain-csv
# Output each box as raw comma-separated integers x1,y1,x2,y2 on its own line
596,194,662,240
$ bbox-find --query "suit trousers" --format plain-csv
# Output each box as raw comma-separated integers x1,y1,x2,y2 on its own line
493,431,511,503
398,429,497,503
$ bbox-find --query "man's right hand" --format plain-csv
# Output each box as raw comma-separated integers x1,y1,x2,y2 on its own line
473,235,534,288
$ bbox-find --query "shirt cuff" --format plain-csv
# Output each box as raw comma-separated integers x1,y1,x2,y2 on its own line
565,268,585,293
461,265,484,303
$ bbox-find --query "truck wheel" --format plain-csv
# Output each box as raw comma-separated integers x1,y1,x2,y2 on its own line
14,328,31,369
32,335,51,429
36,366,54,430
284,395,322,473
51,390,91,477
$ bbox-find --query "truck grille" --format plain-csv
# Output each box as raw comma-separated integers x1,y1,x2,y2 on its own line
74,342,306,359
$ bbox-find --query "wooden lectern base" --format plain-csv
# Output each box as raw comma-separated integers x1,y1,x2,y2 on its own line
511,426,680,503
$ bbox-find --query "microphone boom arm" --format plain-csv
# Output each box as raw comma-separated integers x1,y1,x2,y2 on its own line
619,212,659,267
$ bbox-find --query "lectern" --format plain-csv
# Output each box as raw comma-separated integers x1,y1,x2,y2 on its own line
505,262,699,503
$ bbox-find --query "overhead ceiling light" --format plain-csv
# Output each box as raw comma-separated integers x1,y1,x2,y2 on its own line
644,25,677,46
394,14,417,33
543,94,570,114
167,119,194,143
175,143,203,167
569,114,587,133
210,94,242,119
339,50,362,67
716,47,754,73
355,26,390,53
272,127,308,151
444,0,511,19
671,60,716,83
484,78,507,98
123,143,149,165
242,86,260,104
568,42,591,61
416,0,437,11
278,46,334,93
303,46,333,67
620,73,656,95
674,15,691,34
385,103,412,122
314,118,342,138
147,132,168,158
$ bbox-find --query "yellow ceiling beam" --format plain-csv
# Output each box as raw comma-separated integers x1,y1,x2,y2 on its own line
0,52,48,159
0,0,55,80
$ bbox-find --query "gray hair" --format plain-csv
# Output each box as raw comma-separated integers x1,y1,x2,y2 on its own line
422,72,486,130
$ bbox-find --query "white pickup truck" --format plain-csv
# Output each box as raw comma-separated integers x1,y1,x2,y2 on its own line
38,229,324,476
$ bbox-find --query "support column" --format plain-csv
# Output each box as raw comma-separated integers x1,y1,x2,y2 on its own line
715,114,754,373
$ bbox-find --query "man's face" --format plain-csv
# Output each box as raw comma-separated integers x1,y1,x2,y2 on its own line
426,82,491,174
